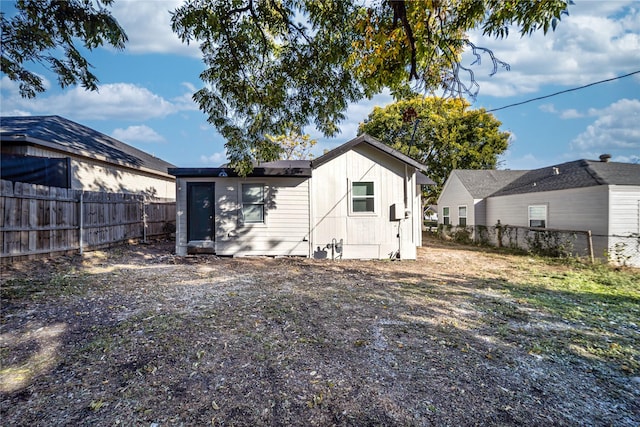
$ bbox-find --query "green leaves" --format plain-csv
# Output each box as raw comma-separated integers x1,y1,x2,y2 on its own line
170,0,568,174
358,96,509,204
1,0,127,98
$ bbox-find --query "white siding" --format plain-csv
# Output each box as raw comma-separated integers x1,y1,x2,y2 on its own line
175,177,309,257
437,172,477,225
20,146,175,199
486,186,610,258
311,144,420,259
608,186,640,267
609,186,640,235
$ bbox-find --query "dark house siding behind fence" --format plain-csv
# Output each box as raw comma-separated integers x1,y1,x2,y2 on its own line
0,179,176,262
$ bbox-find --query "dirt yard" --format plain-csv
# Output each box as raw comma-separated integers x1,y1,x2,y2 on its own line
1,238,639,426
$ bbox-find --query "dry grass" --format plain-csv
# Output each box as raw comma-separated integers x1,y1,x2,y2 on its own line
1,238,639,426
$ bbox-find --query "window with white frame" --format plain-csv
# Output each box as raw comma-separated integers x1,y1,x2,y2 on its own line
458,206,467,226
351,181,375,213
442,207,450,225
528,205,547,228
242,183,265,223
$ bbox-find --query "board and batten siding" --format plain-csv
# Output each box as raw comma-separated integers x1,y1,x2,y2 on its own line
437,173,476,226
311,144,419,259
175,177,309,257
486,185,610,257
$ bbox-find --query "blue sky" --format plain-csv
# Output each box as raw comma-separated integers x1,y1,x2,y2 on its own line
1,0,639,170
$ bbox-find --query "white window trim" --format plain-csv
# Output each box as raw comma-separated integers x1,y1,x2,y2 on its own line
240,182,268,226
348,179,378,217
528,204,547,228
442,206,450,225
458,205,468,227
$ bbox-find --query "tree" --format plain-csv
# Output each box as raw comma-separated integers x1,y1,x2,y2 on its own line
266,127,317,160
1,0,127,98
358,96,509,203
171,0,569,173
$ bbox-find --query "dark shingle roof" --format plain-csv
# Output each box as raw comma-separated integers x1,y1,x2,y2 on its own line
491,159,640,197
453,169,528,199
0,115,175,174
169,159,312,178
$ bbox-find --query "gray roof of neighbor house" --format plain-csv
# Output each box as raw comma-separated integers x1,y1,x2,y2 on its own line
491,159,640,197
0,115,175,174
452,169,528,199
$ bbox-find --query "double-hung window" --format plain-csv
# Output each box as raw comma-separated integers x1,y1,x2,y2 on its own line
351,181,375,214
528,205,547,228
242,183,265,223
458,206,467,227
442,207,450,225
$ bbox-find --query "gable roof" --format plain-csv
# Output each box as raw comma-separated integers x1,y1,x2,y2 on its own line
0,115,175,175
311,133,430,174
169,133,435,184
451,169,528,199
491,159,640,197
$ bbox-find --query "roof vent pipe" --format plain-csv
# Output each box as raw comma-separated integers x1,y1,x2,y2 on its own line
599,154,611,162
552,167,560,175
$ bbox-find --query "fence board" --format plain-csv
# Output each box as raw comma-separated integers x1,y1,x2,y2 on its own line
1,180,176,262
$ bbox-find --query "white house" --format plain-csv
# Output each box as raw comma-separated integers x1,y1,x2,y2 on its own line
438,157,640,266
1,115,176,199
169,134,433,259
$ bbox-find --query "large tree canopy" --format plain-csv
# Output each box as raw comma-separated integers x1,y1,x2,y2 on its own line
171,0,569,173
358,96,509,204
1,0,127,98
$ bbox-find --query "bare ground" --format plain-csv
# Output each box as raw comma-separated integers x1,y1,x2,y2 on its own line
1,238,639,426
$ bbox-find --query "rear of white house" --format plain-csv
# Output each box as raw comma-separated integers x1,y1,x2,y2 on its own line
170,134,433,260
438,159,640,266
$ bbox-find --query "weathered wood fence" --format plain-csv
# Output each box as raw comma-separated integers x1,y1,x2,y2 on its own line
1,180,175,262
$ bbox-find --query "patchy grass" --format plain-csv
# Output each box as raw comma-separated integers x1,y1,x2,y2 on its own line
1,240,638,426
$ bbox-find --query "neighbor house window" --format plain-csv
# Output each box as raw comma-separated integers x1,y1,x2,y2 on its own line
242,183,265,223
458,206,467,227
529,205,547,228
351,181,375,213
442,207,450,225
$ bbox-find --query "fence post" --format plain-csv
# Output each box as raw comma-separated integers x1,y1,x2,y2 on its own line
587,230,594,264
79,191,84,255
142,195,148,243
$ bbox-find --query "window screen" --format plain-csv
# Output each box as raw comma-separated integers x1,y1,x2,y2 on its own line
242,184,265,223
352,182,375,213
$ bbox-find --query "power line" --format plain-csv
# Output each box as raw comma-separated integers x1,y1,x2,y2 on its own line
486,70,640,113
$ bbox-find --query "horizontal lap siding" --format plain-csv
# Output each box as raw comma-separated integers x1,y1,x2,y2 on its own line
218,178,309,256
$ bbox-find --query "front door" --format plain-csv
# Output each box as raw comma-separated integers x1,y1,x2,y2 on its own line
187,182,215,241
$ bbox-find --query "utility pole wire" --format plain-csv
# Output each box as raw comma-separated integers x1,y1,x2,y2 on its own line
486,70,640,113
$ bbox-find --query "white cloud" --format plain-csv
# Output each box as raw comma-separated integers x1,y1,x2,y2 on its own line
1,81,198,121
200,150,228,166
571,98,640,151
112,125,165,143
464,2,640,97
540,104,584,119
110,0,201,58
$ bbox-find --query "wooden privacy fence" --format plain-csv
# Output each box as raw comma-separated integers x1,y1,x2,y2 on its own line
1,179,176,262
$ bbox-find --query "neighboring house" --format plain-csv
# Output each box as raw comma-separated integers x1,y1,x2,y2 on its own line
1,115,175,198
438,157,640,265
169,134,434,259
437,169,527,227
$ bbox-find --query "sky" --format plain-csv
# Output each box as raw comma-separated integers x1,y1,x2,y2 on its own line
1,0,639,170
